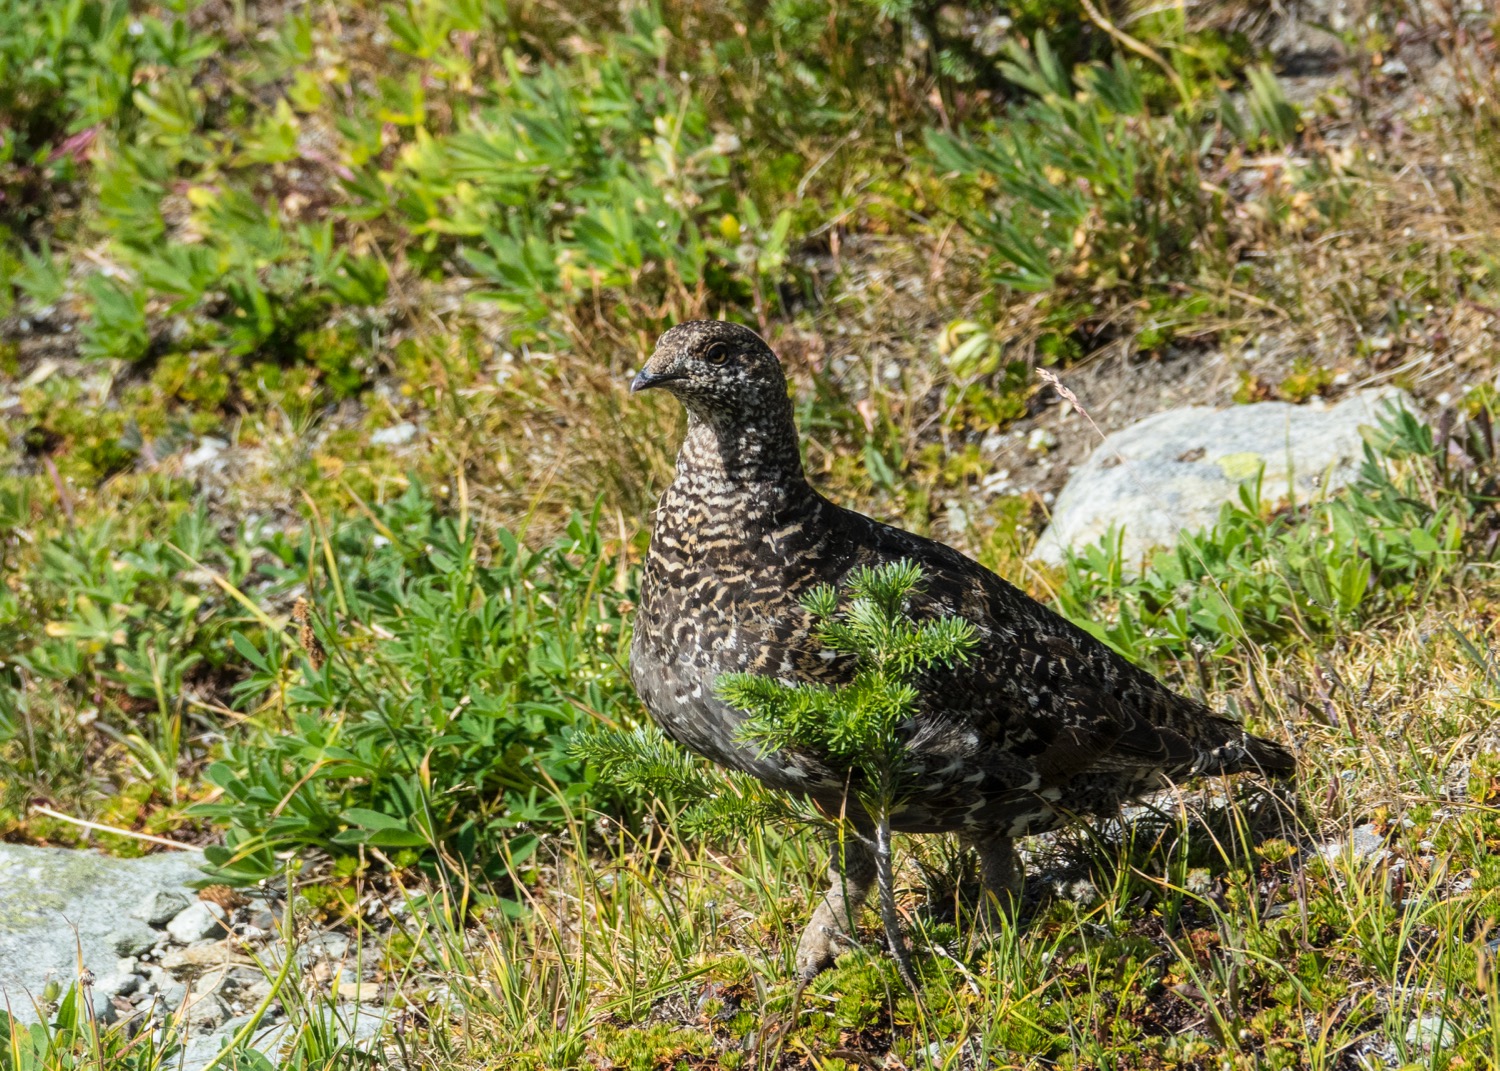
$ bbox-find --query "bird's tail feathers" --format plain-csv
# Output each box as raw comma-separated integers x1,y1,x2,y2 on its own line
1195,723,1296,778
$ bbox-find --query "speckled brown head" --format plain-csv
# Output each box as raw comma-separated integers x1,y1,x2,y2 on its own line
632,320,787,427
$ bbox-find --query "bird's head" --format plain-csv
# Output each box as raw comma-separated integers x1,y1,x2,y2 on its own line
631,320,787,427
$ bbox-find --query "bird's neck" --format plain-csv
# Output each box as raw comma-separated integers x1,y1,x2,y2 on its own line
673,402,810,504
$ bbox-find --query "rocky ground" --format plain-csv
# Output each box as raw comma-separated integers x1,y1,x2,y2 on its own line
0,844,388,1068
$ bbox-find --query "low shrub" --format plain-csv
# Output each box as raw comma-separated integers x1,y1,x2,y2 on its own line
1057,404,1499,664
0,482,641,882
191,488,638,885
925,35,1302,368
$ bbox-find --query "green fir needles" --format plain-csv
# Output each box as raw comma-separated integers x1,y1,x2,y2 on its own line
569,725,798,843
723,560,979,791
728,561,978,988
579,561,979,987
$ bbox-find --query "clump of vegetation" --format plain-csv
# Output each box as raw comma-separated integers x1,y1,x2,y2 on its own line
1059,403,1499,662
0,483,639,881
4,0,1500,1066
188,492,639,886
927,34,1305,367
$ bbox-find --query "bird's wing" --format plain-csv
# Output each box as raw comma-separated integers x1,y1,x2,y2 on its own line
849,518,1213,787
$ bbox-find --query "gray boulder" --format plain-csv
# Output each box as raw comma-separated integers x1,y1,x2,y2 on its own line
0,843,210,1022
108,919,162,958
134,888,192,927
1032,388,1411,570
166,901,228,945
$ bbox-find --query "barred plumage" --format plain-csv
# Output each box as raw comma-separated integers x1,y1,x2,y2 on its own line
629,319,1294,976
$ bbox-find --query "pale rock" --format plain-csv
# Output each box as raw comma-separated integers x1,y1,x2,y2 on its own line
181,438,228,471
135,888,192,927
1033,388,1412,570
1318,823,1388,864
1406,1015,1456,1051
371,422,418,447
109,919,162,957
337,981,383,1004
93,971,141,1002
158,981,189,1010
184,993,230,1032
161,942,253,971
166,902,228,945
1026,426,1057,453
0,843,210,1022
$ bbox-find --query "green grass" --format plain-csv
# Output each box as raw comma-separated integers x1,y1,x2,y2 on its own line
4,0,1500,1066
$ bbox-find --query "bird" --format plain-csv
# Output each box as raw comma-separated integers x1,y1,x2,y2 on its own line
628,319,1295,979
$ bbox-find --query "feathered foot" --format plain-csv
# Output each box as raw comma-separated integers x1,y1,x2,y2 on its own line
963,830,1023,926
795,833,875,981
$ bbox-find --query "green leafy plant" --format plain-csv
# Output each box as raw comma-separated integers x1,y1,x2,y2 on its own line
924,34,1309,375
0,0,215,232
1057,405,1498,663
0,986,180,1071
190,490,638,885
926,35,1232,297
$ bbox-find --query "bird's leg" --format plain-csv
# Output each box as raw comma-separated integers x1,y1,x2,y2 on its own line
962,830,1023,926
872,812,919,991
795,829,875,981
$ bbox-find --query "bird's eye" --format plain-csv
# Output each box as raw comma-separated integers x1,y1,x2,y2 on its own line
703,342,730,366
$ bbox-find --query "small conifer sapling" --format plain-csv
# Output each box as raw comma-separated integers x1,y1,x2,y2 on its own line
717,560,978,988
573,561,977,988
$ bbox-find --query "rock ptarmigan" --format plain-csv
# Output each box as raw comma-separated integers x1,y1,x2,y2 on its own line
628,319,1295,978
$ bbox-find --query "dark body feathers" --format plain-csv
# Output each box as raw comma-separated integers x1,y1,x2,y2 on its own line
630,320,1293,838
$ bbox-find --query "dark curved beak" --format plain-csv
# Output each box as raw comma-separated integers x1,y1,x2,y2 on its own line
630,368,682,393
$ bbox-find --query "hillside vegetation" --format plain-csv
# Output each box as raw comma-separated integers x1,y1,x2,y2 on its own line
2,0,1499,1067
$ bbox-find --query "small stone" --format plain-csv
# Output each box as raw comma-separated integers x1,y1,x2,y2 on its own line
134,889,192,927
1319,823,1387,864
371,422,418,447
299,932,349,964
160,943,251,971
337,982,383,1004
1026,427,1058,453
94,972,141,1000
108,919,162,958
221,967,264,993
181,438,228,470
220,1012,257,1035
186,994,229,1032
1406,1015,1455,1051
158,982,188,1010
92,991,118,1025
192,973,225,1000
240,978,274,1003
166,901,228,944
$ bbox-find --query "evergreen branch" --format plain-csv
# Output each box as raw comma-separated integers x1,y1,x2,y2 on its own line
711,560,986,990
570,725,813,844
569,725,722,800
